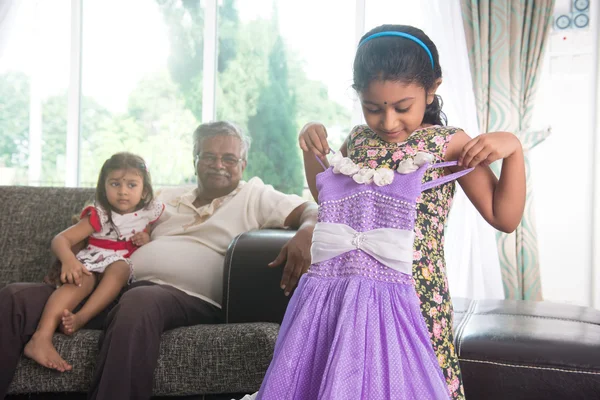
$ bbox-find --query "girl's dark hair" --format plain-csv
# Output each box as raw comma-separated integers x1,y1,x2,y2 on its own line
95,152,154,226
353,24,447,126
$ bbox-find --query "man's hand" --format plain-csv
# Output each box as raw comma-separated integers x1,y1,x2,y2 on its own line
268,227,314,296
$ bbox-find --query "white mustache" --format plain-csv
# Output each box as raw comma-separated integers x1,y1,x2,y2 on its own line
207,169,231,178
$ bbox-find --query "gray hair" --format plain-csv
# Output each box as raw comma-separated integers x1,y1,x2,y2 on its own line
192,121,251,160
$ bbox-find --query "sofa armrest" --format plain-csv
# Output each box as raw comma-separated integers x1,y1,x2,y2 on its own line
223,229,295,324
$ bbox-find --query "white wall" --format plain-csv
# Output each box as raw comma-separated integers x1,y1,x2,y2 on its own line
530,0,599,307
594,3,600,310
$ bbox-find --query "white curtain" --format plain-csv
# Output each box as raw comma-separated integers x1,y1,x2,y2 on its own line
421,0,504,300
0,0,21,60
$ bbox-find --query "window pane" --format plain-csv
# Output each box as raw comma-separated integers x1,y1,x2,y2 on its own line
0,2,70,186
216,0,355,196
80,0,203,187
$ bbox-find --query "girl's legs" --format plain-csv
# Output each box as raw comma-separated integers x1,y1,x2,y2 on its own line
60,261,130,336
23,273,96,371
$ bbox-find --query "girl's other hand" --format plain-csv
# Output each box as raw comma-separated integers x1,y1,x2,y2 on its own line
298,122,330,159
458,132,522,168
61,260,91,287
132,231,150,247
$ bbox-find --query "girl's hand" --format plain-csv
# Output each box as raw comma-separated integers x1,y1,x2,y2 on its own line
298,122,330,159
61,259,92,287
132,231,150,247
458,132,522,168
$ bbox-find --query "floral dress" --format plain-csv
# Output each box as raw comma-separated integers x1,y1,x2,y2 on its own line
347,124,465,399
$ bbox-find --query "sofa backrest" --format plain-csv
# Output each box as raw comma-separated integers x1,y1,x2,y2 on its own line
0,186,95,286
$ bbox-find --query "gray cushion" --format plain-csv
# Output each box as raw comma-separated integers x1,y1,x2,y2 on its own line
8,323,278,395
0,186,95,286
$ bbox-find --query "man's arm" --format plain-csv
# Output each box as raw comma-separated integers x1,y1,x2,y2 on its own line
269,201,318,295
283,201,318,229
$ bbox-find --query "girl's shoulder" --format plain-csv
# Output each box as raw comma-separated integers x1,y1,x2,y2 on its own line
348,124,373,140
347,125,379,150
80,203,110,232
412,125,462,140
138,199,165,224
408,125,463,160
348,124,376,141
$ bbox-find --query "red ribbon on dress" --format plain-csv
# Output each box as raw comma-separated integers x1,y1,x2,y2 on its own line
88,237,138,258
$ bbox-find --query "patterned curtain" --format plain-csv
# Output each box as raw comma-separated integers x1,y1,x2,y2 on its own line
460,0,555,300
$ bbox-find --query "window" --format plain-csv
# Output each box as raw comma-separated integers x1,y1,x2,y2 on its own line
216,0,355,196
2,0,410,192
79,0,202,187
0,2,71,186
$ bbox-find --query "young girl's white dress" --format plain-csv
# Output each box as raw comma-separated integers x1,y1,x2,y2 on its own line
77,201,164,279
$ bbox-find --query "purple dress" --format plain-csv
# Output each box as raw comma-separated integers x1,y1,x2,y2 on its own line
257,156,471,400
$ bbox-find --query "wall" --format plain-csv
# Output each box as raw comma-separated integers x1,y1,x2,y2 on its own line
530,0,599,307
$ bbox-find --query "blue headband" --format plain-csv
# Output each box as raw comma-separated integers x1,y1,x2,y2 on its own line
359,31,434,69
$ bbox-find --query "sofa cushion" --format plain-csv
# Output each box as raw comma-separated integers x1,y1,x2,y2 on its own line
8,323,278,395
0,186,95,286
453,298,600,400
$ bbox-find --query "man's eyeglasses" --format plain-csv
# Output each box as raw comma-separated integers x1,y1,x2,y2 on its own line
195,153,243,168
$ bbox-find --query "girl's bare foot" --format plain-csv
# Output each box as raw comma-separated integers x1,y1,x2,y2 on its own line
23,332,72,372
59,309,84,335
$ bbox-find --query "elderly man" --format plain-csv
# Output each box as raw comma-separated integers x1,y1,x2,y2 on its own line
0,121,317,400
